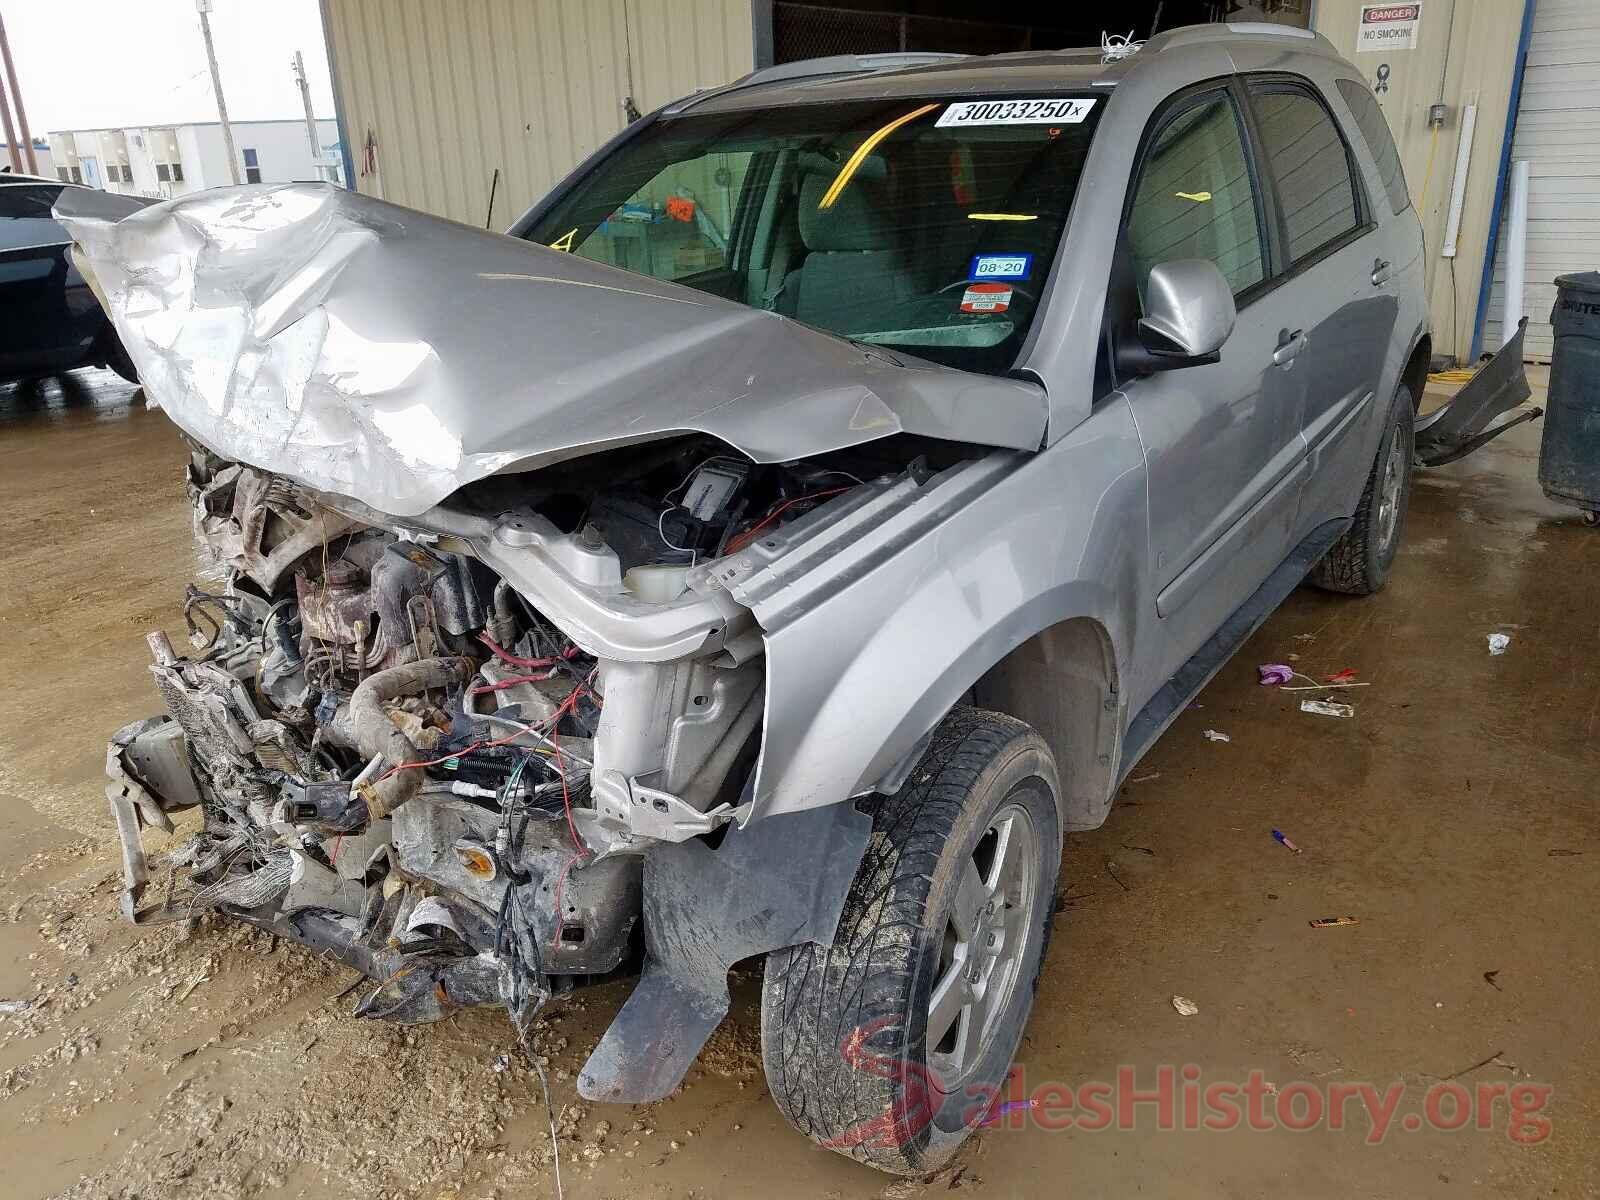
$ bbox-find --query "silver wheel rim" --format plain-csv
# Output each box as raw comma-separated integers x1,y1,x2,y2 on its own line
1377,426,1406,553
927,801,1039,1089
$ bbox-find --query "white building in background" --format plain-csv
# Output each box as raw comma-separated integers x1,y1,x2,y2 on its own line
47,119,342,198
2,141,54,179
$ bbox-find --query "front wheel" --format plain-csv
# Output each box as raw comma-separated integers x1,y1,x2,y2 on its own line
760,708,1062,1175
1311,382,1415,595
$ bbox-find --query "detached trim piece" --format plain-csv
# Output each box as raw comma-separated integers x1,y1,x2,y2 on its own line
578,802,871,1103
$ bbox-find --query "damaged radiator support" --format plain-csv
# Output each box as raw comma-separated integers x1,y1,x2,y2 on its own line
100,431,888,1064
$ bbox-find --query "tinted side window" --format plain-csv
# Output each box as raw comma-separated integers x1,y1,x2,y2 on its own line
1127,91,1266,301
0,185,63,219
1335,78,1411,215
1249,85,1361,264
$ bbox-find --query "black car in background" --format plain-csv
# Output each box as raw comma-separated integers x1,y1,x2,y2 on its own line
1,172,137,384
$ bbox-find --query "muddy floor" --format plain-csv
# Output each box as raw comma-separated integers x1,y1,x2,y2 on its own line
1,368,1595,1200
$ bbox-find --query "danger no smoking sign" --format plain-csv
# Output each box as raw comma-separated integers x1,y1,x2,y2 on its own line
1357,3,1422,53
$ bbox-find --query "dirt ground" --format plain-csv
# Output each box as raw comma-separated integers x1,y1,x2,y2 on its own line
0,367,1595,1200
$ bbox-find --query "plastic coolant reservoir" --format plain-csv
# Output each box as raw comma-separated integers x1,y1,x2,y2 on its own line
622,564,689,603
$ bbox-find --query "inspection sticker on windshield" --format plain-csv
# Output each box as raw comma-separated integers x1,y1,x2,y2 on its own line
936,97,1096,128
970,253,1032,282
960,283,1012,314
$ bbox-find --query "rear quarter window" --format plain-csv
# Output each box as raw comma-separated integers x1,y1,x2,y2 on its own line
1335,78,1411,215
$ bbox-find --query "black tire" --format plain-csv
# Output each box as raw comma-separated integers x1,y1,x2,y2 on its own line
100,327,139,385
760,707,1062,1175
1311,383,1415,595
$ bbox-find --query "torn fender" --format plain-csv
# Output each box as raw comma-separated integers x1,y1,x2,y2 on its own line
722,404,1148,828
54,183,1047,518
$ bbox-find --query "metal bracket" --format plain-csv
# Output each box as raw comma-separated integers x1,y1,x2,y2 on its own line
105,718,181,925
590,769,736,844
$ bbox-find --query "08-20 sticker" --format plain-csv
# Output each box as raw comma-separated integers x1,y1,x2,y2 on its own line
970,253,1032,282
936,97,1096,128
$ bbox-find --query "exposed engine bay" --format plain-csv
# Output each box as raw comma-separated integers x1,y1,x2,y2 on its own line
107,433,944,1038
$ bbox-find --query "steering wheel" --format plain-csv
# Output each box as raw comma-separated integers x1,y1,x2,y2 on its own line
935,278,1037,303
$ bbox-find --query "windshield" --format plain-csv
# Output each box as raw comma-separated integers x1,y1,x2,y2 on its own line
522,95,1102,375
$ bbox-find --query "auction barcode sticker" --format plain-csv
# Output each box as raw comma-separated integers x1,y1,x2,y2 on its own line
936,98,1097,128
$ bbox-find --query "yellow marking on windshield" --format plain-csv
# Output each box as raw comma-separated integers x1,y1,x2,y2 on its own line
966,212,1039,221
1175,190,1212,202
548,227,577,252
818,103,940,210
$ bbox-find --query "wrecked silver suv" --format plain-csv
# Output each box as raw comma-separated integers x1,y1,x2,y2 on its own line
65,27,1521,1175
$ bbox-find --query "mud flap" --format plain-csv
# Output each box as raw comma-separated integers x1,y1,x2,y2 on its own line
1415,318,1542,467
577,802,871,1104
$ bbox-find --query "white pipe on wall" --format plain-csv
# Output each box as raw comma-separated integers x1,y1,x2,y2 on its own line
1441,102,1478,259
1500,159,1531,347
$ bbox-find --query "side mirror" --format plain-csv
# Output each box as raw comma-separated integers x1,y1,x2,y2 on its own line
1118,258,1237,375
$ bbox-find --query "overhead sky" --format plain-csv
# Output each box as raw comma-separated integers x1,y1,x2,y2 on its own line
3,0,337,134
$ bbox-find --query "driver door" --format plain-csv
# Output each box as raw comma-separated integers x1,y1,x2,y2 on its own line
1116,83,1311,692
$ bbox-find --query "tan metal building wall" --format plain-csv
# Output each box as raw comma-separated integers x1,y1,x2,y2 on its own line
1313,0,1528,363
321,0,754,228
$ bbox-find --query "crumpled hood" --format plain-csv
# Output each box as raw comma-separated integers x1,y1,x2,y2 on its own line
56,183,1046,517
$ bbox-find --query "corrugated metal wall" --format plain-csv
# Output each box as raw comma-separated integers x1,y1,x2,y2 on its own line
322,0,754,228
1314,0,1527,363
1481,0,1600,359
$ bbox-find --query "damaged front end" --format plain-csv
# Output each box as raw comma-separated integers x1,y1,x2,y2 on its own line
106,440,902,1090
65,182,1045,1103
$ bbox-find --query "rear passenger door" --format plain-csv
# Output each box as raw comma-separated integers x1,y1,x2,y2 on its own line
1241,76,1400,533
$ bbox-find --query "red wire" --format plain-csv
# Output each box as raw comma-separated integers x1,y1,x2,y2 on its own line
374,662,595,784
477,632,578,670
547,850,583,953
724,488,848,555
373,724,533,784
366,644,596,952
469,670,558,695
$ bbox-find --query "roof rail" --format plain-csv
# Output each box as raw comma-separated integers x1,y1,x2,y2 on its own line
740,51,969,87
665,51,969,114
1146,22,1323,52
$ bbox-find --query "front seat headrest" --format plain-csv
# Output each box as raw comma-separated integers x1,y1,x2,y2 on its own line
797,171,895,253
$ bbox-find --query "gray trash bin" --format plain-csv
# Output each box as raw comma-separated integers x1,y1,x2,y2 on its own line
1540,271,1600,524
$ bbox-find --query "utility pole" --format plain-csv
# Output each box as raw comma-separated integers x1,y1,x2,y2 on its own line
0,58,20,173
196,0,241,184
291,51,323,180
0,10,39,174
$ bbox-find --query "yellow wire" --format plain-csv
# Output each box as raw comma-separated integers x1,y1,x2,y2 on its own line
1417,123,1441,216
818,103,939,210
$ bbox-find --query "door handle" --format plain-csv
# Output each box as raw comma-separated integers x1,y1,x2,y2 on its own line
1371,257,1393,286
1272,329,1307,366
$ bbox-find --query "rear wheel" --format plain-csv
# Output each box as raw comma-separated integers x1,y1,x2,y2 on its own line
760,708,1061,1175
1311,382,1415,595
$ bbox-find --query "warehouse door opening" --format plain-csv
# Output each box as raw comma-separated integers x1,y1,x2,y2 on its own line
767,1,1310,63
